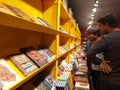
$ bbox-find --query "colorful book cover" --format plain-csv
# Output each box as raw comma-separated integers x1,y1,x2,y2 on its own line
0,58,22,90
31,74,56,90
38,49,56,62
20,46,48,67
55,80,69,90
44,75,56,87
9,54,38,76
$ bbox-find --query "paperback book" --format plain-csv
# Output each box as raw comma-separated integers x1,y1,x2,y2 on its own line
36,17,53,28
20,46,48,67
38,48,56,62
31,74,56,90
0,2,15,16
9,54,38,76
74,81,89,90
0,58,22,90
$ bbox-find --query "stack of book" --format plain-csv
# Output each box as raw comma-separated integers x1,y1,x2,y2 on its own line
55,80,69,90
69,51,89,90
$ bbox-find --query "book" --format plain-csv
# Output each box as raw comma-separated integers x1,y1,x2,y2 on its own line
0,58,22,90
74,81,89,90
11,7,35,22
31,74,56,90
38,49,56,62
36,17,53,28
44,75,56,89
0,2,15,16
55,80,69,90
20,46,48,67
9,54,38,76
3,3,22,18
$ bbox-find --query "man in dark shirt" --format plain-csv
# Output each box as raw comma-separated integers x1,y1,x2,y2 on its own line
86,13,120,90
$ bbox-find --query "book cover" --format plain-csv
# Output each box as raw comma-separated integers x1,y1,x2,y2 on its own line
3,3,22,18
44,75,56,87
0,2,15,16
31,74,56,90
20,46,48,67
55,80,69,90
11,7,34,22
62,45,69,50
74,81,89,90
36,17,53,29
38,49,56,62
59,46,67,55
9,54,38,76
0,58,22,90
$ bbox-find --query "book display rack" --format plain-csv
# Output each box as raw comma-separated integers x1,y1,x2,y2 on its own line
0,0,81,90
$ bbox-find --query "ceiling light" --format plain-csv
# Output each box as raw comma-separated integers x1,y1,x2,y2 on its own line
93,3,98,7
88,21,93,25
92,8,97,12
95,0,99,4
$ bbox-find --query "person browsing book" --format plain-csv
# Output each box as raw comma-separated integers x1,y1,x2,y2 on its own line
86,25,103,90
86,13,120,90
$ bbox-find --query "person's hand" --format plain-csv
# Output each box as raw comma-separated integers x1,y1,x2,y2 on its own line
100,60,112,73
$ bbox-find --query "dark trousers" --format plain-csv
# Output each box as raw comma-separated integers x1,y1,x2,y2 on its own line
101,80,120,90
91,70,101,90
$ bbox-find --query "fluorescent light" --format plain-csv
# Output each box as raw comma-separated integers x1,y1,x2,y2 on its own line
92,8,97,12
93,3,98,7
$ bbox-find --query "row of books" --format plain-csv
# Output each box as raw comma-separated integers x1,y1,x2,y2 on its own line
0,46,56,90
18,74,56,90
59,45,69,55
0,2,53,29
19,73,70,90
72,48,89,90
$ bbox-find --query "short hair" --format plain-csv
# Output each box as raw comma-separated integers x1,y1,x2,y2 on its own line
97,13,118,28
87,25,101,37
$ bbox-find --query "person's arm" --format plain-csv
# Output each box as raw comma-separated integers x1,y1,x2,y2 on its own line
86,37,112,73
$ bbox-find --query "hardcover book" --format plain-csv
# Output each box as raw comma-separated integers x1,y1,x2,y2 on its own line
20,46,48,67
9,54,38,76
0,58,22,90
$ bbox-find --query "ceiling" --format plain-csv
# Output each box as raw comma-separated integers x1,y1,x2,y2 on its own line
68,0,120,32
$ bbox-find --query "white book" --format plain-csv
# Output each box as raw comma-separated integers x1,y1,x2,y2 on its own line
0,58,22,90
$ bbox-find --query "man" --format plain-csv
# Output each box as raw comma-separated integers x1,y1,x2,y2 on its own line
86,13,120,90
86,25,102,90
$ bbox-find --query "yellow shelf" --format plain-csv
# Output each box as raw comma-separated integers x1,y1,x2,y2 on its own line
60,1,70,20
0,0,81,89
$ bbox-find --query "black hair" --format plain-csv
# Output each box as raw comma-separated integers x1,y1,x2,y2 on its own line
97,13,118,28
87,25,101,37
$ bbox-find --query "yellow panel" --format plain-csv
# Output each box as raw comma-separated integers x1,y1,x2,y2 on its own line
43,2,58,29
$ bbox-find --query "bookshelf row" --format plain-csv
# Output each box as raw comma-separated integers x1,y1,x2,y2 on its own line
0,0,81,90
